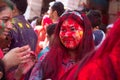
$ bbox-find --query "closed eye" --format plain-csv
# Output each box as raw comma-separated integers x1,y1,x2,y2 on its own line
0,16,10,23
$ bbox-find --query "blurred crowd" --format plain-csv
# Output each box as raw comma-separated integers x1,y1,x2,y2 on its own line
0,0,119,80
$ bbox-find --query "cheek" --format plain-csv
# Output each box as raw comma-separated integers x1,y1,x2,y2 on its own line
71,31,83,47
49,10,53,18
74,30,83,41
59,32,64,41
0,21,5,34
6,21,12,29
59,31,82,49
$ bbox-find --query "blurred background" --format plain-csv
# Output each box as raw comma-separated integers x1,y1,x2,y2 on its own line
24,0,120,28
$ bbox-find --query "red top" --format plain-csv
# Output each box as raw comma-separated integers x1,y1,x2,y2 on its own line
0,49,4,59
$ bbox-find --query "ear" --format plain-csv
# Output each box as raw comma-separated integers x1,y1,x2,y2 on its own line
0,71,3,79
12,6,19,16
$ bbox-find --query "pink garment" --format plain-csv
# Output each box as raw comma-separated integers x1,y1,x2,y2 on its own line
0,49,4,59
42,15,53,29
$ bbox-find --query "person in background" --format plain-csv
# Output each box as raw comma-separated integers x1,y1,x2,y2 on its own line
29,10,95,80
34,16,43,35
0,0,37,80
35,1,65,55
9,0,37,51
0,0,35,80
0,0,13,53
38,23,57,59
87,10,105,48
30,16,39,28
106,23,113,35
48,1,65,23
35,14,53,56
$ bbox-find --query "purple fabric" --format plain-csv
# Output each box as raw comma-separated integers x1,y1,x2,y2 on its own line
7,15,38,80
9,15,37,51
29,58,43,80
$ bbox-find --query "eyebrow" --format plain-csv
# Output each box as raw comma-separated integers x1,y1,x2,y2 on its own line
0,16,10,23
0,5,6,12
1,16,10,18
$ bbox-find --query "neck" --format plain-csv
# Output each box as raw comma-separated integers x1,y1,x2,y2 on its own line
68,50,77,61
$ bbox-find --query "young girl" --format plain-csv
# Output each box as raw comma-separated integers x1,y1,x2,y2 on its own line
29,10,95,80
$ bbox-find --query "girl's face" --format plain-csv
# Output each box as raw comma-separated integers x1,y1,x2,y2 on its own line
0,7,12,39
59,18,83,49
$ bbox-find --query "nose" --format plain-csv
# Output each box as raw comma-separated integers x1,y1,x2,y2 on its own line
64,31,72,37
6,21,12,29
0,20,12,29
0,20,12,39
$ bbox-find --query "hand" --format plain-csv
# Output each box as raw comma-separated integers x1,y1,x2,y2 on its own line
14,52,36,80
2,45,32,71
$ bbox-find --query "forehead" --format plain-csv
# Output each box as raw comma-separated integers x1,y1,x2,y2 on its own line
0,0,4,3
0,7,12,18
0,1,7,7
61,18,83,30
62,18,78,25
0,1,9,12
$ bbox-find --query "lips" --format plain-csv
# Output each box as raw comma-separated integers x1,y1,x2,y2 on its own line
2,31,9,36
62,38,75,43
2,28,11,36
62,37,75,42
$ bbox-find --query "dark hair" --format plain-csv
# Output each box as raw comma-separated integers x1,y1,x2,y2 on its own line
0,0,14,12
87,10,102,28
46,23,57,37
10,0,28,14
36,17,42,25
0,59,6,80
51,1,65,17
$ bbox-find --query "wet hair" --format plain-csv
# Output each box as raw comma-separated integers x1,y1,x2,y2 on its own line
10,0,28,14
46,23,57,37
0,59,6,80
51,1,65,17
87,10,102,28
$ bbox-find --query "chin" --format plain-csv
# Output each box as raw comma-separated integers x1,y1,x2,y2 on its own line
66,46,76,50
0,35,6,39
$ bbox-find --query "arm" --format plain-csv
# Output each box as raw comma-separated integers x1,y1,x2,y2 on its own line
2,45,31,71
